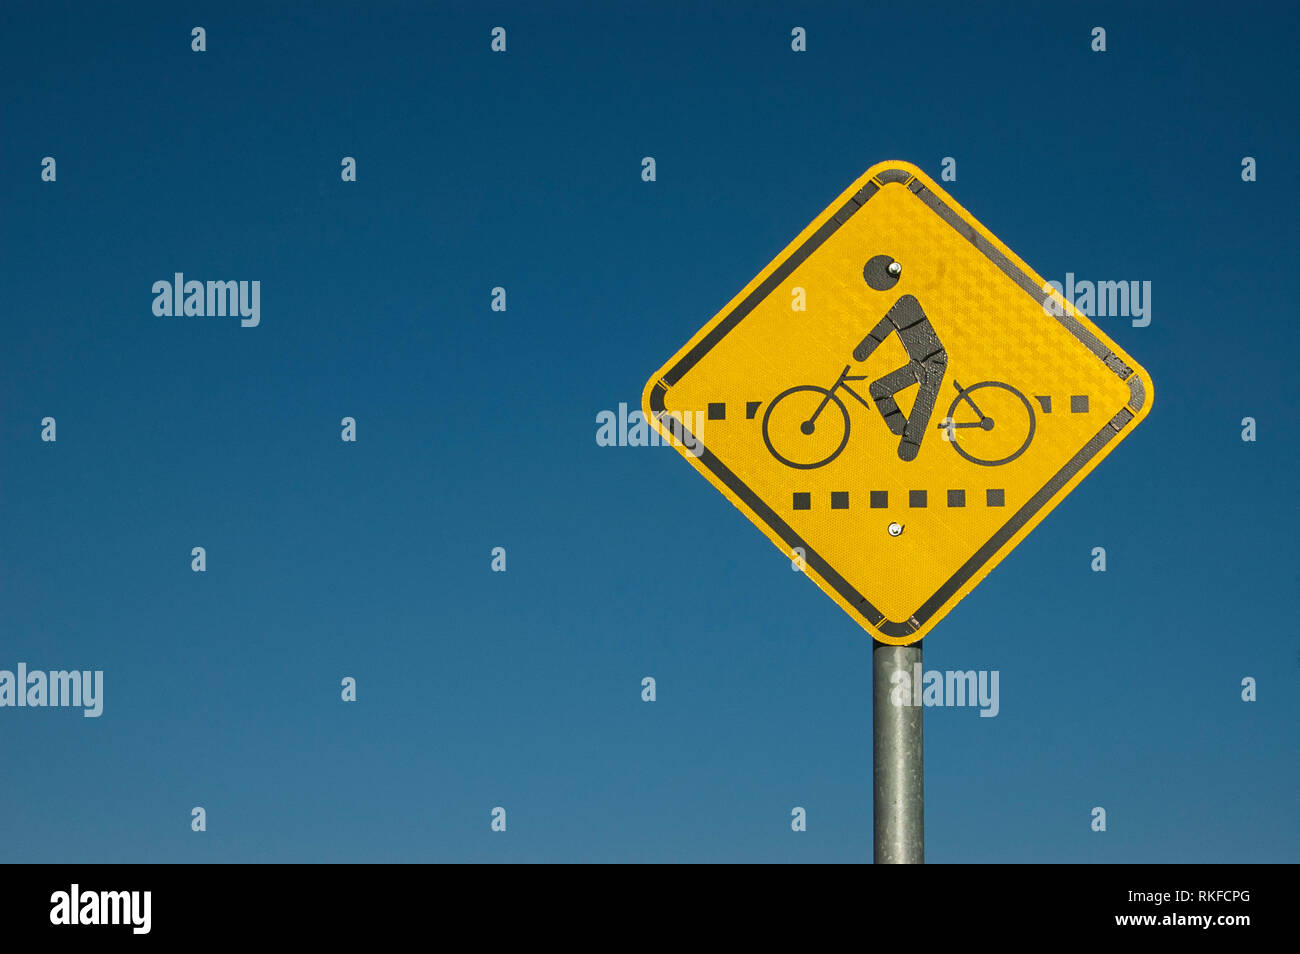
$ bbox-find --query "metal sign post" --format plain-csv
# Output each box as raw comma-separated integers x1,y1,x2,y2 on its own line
873,640,923,863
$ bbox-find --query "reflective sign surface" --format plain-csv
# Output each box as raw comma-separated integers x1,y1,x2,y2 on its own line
644,161,1152,645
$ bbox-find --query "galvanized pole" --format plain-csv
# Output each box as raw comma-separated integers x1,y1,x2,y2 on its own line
873,639,924,863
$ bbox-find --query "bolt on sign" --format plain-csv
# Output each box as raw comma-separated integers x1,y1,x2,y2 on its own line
642,161,1152,645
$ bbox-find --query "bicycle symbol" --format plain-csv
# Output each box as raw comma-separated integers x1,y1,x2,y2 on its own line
760,253,1037,470
762,372,1036,469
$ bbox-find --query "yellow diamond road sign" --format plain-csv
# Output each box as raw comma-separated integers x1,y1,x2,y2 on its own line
643,160,1152,645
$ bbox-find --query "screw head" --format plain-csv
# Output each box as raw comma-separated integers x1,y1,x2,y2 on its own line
887,261,902,278
888,522,904,536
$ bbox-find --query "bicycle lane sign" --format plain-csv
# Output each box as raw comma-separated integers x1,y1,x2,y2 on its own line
642,160,1152,645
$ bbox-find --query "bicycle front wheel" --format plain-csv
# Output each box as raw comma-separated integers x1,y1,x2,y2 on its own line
762,385,851,470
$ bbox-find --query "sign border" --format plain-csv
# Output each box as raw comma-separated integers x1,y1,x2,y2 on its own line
643,161,1152,645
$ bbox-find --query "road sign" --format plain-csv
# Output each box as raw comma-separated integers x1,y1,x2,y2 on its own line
642,160,1152,645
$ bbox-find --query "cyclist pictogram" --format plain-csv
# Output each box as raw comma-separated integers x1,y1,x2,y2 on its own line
762,253,1036,470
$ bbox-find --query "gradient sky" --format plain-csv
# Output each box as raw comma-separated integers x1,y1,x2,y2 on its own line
1,0,1296,862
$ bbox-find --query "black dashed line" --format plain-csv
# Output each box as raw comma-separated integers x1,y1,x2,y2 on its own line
788,488,1008,510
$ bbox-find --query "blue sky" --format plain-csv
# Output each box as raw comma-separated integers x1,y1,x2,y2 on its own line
1,0,1296,862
